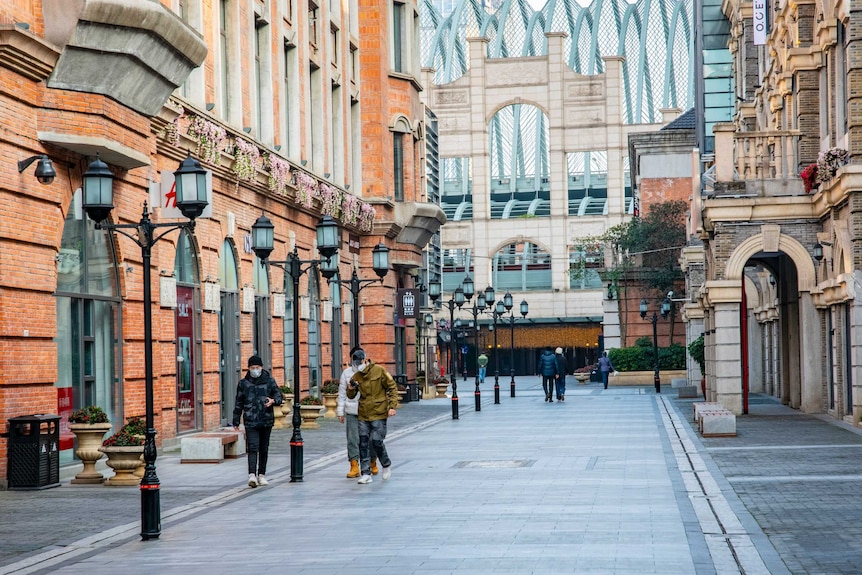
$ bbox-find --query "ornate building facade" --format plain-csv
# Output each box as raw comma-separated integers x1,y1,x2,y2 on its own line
0,0,438,486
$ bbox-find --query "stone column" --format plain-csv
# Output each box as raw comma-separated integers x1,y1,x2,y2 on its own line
704,281,743,414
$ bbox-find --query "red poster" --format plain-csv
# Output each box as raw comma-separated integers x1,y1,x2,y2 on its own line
57,387,74,450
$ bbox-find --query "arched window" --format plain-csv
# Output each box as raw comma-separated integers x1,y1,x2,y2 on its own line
492,241,551,290
56,190,121,457
218,240,241,425
568,243,604,290
252,255,271,368
307,272,322,395
174,230,202,432
488,104,550,219
283,270,295,390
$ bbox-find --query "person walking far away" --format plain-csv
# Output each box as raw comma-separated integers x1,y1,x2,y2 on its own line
477,352,488,384
554,347,568,401
539,347,558,402
347,350,398,484
233,355,282,488
337,347,378,479
598,351,615,390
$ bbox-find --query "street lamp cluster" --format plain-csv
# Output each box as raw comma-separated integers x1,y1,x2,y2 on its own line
428,276,474,419
428,279,528,413
251,212,341,483
640,294,672,394
320,244,389,349
82,152,210,541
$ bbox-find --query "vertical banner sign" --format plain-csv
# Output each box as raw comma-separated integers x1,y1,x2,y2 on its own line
396,288,419,320
753,0,767,45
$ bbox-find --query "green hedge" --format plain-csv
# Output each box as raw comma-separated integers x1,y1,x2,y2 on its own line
608,342,686,371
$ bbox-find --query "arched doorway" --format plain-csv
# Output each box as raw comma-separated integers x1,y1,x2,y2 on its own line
174,230,202,433
55,189,121,458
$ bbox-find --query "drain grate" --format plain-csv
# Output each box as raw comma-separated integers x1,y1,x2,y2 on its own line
453,459,535,469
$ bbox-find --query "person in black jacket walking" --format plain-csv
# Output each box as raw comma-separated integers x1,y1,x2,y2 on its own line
554,347,569,401
538,347,558,402
233,355,283,488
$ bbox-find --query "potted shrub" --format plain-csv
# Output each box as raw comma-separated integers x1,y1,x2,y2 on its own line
321,380,340,418
573,365,595,384
68,406,112,484
299,396,324,429
100,425,145,486
433,376,449,399
688,334,706,397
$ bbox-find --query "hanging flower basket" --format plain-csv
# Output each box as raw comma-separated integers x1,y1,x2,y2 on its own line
358,202,375,232
232,137,260,182
293,170,318,209
319,184,343,218
187,115,226,165
266,154,290,196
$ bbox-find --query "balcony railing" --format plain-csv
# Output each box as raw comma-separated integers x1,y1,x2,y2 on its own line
713,123,800,184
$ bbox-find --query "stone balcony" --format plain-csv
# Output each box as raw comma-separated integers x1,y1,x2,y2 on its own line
710,123,805,198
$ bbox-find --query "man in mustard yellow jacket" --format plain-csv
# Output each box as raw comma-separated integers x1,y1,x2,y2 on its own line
346,349,398,484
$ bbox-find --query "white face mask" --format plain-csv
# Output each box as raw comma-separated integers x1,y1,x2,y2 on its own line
249,368,262,378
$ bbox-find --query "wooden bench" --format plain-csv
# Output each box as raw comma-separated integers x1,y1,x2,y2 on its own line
181,431,244,464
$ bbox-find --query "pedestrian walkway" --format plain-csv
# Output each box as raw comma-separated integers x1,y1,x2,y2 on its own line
2,379,860,574
0,378,781,575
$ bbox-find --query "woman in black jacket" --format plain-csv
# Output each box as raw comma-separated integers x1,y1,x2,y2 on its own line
233,355,283,488
554,347,568,401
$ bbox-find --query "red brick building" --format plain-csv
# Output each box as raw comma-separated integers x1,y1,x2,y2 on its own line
0,0,440,487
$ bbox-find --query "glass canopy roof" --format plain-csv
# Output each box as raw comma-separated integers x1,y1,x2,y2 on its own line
421,0,694,125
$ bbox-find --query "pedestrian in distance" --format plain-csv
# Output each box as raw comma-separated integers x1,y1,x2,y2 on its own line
539,347,558,402
347,350,399,484
554,347,568,401
337,347,378,479
598,351,616,390
233,355,282,488
477,352,488,384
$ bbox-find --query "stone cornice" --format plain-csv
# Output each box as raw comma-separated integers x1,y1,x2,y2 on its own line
702,280,742,306
0,25,59,82
702,196,815,230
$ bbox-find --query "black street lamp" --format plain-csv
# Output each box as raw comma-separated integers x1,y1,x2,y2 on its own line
429,277,474,419
491,298,506,404
320,243,389,348
463,289,488,411
640,296,672,394
82,152,209,541
508,298,529,397
252,213,340,482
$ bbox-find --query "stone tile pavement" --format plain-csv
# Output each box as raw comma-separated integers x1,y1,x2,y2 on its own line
0,379,858,574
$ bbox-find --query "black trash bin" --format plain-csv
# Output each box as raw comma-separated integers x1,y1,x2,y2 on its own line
7,414,60,490
394,374,412,403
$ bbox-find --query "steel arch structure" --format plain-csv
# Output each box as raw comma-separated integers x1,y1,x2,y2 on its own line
421,0,693,125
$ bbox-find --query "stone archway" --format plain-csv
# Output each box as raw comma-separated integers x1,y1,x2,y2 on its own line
706,226,821,414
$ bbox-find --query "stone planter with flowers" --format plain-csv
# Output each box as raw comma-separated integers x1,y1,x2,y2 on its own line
68,406,112,484
99,420,146,486
321,380,340,418
299,396,324,429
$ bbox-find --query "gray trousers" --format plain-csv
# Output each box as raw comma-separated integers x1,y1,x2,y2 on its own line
358,419,390,475
346,413,376,462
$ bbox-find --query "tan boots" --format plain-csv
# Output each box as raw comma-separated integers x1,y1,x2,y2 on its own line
346,459,360,478
370,458,379,475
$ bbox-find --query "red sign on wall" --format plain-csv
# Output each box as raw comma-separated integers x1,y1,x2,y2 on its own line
57,387,74,451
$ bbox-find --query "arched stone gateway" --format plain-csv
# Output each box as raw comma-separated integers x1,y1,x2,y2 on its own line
701,226,821,415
